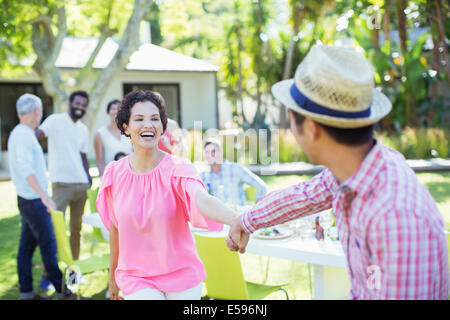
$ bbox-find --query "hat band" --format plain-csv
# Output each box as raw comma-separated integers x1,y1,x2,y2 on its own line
290,83,371,119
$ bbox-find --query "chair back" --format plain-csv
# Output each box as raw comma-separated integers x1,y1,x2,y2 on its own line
194,233,249,299
446,230,450,275
245,186,257,204
50,209,74,267
86,187,105,242
86,187,99,214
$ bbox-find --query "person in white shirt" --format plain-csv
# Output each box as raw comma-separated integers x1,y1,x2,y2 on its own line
93,99,132,177
8,93,79,300
35,90,92,262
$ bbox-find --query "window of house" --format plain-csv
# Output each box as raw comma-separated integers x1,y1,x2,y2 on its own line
0,83,53,151
123,83,181,126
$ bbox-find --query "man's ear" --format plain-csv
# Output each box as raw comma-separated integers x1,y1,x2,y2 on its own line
288,110,300,135
305,118,321,141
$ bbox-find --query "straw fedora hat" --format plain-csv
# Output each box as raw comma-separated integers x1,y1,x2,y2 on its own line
272,44,392,128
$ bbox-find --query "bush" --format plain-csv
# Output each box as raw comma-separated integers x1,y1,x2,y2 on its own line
378,127,449,159
185,127,449,164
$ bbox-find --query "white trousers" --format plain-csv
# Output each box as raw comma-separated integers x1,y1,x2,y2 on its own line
124,281,203,300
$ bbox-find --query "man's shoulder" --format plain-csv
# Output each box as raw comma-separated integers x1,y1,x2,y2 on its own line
224,161,242,170
7,125,21,145
77,119,89,129
40,113,65,129
8,125,32,141
45,112,64,122
366,146,433,219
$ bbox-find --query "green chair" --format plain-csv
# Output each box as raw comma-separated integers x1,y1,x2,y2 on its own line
245,186,257,204
245,185,272,283
86,187,107,254
194,233,289,300
446,230,450,275
50,209,110,297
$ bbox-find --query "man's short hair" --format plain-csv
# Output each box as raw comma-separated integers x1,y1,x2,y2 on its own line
69,90,89,103
289,109,374,146
204,138,222,150
16,93,42,117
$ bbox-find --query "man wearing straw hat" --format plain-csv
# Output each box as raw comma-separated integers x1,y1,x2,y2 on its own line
227,44,449,299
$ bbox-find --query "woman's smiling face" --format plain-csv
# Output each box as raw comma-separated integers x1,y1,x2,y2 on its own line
123,101,163,150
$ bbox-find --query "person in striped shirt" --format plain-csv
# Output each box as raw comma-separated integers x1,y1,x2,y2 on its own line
227,44,449,300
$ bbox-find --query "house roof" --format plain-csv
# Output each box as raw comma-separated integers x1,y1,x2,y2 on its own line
55,37,219,72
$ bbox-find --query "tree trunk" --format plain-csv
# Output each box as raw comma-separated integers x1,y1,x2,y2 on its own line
396,0,418,127
372,7,380,50
235,22,248,125
85,0,154,130
31,7,68,112
434,0,449,78
381,0,394,133
396,0,408,53
29,0,153,131
428,0,448,125
279,3,303,129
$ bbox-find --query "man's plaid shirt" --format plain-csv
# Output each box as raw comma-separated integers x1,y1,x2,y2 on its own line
241,141,449,299
200,161,267,206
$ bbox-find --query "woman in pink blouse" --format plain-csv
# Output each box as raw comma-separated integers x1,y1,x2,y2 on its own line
96,90,238,300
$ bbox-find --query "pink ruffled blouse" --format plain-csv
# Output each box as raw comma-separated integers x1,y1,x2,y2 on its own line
96,154,223,295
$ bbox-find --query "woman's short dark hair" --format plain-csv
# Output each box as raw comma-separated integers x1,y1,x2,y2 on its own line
116,90,168,137
289,109,374,146
106,99,121,113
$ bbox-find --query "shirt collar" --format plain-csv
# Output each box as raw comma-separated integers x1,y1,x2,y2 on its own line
18,123,34,133
339,139,384,197
208,160,230,173
65,112,78,125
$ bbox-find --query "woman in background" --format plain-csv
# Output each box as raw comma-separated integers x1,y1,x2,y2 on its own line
94,99,132,176
154,92,188,158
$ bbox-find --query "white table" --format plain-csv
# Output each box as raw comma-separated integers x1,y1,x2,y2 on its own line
83,213,350,299
194,226,350,300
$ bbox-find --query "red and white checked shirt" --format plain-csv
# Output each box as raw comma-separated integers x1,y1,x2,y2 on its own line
241,141,449,299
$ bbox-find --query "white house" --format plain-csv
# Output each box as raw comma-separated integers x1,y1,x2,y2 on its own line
0,37,220,169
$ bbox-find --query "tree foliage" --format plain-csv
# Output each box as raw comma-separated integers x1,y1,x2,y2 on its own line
1,0,448,131
0,0,154,130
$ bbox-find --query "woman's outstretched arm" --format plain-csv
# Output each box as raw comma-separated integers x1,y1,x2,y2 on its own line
195,187,239,226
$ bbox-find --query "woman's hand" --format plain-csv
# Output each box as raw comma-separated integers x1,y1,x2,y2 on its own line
109,277,123,300
109,222,122,299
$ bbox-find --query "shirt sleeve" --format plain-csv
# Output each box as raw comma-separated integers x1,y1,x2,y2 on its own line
237,165,267,200
96,163,118,231
14,134,35,179
38,114,54,137
173,163,223,231
241,169,336,233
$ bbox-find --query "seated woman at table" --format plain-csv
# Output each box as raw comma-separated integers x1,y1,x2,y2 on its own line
96,90,239,300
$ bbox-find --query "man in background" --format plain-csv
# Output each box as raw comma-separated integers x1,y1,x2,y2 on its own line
8,93,79,300
200,138,267,206
35,90,91,269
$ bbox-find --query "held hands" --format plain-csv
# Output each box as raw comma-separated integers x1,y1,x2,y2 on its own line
226,217,250,254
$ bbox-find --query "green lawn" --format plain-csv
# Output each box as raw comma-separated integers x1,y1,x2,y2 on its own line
0,172,449,300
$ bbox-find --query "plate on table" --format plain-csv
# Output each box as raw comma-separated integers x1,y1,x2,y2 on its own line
252,227,293,240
